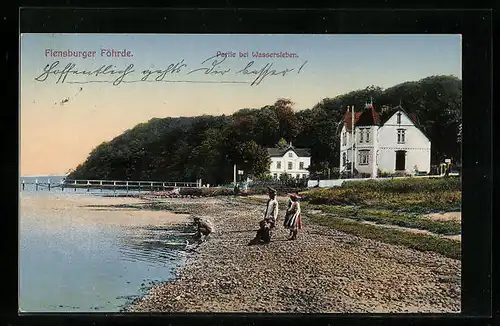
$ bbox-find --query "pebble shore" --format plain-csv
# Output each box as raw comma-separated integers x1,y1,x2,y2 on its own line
126,196,461,313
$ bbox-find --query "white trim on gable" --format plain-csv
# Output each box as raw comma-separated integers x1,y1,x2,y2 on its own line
383,109,431,142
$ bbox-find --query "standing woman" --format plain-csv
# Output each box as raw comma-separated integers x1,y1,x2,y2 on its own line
283,193,303,240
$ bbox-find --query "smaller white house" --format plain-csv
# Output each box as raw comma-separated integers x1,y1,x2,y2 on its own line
267,143,311,180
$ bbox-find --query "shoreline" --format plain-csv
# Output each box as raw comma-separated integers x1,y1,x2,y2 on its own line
20,193,193,312
126,196,461,313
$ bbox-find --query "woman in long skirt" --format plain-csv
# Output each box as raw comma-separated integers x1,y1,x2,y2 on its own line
283,193,302,240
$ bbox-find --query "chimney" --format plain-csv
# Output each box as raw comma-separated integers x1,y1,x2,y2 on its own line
345,106,351,130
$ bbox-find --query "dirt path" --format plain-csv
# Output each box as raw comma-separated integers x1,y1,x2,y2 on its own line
424,212,462,223
127,197,460,313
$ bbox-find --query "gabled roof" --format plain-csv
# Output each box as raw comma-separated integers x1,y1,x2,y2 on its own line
381,105,431,141
380,105,419,125
267,145,311,157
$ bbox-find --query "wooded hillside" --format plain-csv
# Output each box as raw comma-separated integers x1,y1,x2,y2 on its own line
68,75,462,184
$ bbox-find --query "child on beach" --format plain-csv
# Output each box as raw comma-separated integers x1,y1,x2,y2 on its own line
193,216,214,243
249,187,278,245
283,193,302,240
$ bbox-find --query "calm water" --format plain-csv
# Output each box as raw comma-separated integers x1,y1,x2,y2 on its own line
19,176,191,312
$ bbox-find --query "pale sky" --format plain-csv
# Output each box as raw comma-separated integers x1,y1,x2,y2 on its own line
20,34,462,176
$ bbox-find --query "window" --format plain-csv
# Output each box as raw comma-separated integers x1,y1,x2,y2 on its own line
359,150,369,165
342,132,347,146
359,129,364,143
397,112,402,124
342,153,347,166
365,129,370,142
276,161,281,169
288,152,293,158
397,129,406,144
299,162,304,170
288,162,293,170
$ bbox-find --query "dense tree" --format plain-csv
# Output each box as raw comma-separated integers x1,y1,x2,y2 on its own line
272,98,300,142
68,75,462,184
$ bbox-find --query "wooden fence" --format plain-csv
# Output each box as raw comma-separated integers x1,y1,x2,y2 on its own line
20,178,202,192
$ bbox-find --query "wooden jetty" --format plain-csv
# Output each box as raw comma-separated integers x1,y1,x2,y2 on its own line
20,178,202,193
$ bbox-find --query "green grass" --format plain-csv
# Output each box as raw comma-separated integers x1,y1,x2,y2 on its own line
239,198,460,235
302,185,461,213
341,176,461,193
313,205,461,235
306,213,461,260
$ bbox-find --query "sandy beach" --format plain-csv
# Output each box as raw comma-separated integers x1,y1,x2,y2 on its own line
127,196,461,313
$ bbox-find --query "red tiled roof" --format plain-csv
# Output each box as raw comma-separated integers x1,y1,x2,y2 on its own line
343,111,362,132
365,104,381,125
344,104,381,131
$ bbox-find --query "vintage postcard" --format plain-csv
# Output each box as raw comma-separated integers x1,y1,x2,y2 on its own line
19,33,462,313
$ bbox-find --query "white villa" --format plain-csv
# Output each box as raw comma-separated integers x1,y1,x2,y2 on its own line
267,143,311,180
339,101,431,177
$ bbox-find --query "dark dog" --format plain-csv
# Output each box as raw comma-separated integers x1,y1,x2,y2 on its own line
249,220,272,245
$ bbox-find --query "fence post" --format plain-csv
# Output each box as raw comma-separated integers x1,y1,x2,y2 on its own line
48,179,51,191
113,181,116,193
74,180,77,191
162,182,165,191
87,180,90,192
126,181,129,195
100,180,103,192
151,182,153,191
22,180,25,191
138,182,141,192
35,179,38,191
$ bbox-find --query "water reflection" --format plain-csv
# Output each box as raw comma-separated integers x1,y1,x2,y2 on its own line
116,225,194,267
19,193,196,312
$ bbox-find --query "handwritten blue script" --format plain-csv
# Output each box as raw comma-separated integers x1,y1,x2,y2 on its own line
34,55,308,87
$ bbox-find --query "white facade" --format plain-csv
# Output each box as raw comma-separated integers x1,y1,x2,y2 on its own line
268,147,311,180
340,108,431,177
